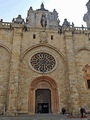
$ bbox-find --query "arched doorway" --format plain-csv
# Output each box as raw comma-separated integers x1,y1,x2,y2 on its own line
29,76,59,114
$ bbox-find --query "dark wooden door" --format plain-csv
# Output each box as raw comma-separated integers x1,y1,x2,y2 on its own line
35,89,51,113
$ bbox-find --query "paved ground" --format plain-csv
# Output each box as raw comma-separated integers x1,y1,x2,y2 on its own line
0,113,90,120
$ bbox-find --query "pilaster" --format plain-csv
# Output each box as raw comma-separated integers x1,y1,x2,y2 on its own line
6,28,22,116
64,30,79,114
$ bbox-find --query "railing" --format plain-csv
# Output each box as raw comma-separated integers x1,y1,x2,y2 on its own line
60,25,89,34
0,21,12,28
74,27,88,31
0,21,89,34
0,21,23,29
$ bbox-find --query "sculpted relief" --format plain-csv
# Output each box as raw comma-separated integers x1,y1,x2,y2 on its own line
41,14,47,28
39,31,48,43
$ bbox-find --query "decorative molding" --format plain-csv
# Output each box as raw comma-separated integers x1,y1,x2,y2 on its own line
0,43,11,54
29,76,59,113
21,44,66,62
75,46,90,54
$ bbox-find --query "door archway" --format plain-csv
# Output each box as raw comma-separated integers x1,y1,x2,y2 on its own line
29,76,59,114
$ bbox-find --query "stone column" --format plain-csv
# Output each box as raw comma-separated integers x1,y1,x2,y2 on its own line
6,28,22,116
64,30,79,114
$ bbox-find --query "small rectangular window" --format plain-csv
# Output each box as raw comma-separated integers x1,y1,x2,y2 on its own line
33,34,36,39
87,80,90,88
51,35,53,40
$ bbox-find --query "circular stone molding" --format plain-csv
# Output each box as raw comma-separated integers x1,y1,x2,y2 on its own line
30,52,56,73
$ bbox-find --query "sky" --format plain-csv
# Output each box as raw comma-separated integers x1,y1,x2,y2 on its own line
0,0,89,27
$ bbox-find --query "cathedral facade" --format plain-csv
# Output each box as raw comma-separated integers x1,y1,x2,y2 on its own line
0,1,90,116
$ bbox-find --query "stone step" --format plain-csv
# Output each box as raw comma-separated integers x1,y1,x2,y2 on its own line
0,114,65,120
0,114,89,120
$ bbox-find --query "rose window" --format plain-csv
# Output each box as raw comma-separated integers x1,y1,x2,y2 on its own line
30,52,56,73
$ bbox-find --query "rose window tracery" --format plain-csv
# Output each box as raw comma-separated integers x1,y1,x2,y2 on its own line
30,52,56,73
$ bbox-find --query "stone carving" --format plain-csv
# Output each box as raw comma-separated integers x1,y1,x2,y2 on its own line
39,31,48,43
62,19,70,27
82,64,90,79
37,3,48,11
12,15,24,24
41,14,47,28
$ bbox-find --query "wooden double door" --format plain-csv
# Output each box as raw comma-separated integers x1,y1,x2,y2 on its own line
35,89,51,113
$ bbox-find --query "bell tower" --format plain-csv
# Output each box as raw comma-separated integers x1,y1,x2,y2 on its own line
25,3,60,29
83,0,90,28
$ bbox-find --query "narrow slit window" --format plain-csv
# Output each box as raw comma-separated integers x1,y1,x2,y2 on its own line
33,34,36,39
87,80,90,89
51,35,53,40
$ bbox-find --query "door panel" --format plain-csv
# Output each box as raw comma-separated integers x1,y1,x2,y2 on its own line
35,89,51,113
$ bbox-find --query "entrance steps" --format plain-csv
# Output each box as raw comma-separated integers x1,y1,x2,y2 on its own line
20,114,64,120
0,114,67,120
0,113,89,120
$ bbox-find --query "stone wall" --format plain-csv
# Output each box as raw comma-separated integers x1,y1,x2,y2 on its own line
18,44,66,113
0,25,90,115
